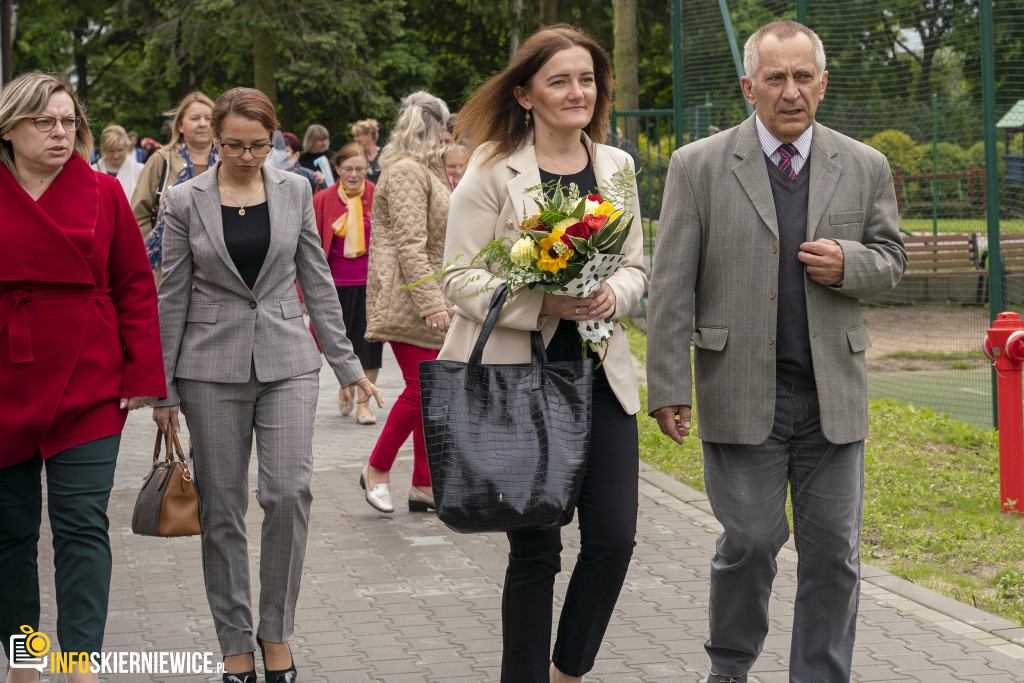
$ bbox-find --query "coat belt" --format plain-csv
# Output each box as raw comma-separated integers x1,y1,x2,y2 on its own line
1,288,112,364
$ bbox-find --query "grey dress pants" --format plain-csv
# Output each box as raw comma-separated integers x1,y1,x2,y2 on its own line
178,368,319,657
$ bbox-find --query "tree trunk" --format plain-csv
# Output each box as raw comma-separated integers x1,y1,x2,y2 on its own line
1,0,13,86
509,0,523,61
279,87,294,134
540,0,557,26
613,0,639,145
252,24,277,107
73,30,89,103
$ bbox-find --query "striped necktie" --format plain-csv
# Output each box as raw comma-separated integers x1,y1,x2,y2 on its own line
777,143,798,179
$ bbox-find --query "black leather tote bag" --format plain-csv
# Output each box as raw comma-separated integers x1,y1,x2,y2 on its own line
420,283,593,533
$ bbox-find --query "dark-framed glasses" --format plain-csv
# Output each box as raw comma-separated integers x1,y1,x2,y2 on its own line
217,138,273,157
30,116,82,133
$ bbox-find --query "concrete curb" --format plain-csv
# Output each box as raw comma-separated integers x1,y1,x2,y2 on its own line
636,463,1024,652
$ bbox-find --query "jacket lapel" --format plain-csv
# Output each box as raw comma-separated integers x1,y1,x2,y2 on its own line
252,165,290,293
591,135,625,187
0,157,95,285
192,164,247,289
806,122,841,240
731,116,779,238
505,145,542,231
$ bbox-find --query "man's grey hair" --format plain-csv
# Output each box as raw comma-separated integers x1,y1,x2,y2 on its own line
743,20,826,81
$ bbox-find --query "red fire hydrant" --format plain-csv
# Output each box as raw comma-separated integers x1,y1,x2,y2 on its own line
983,312,1024,514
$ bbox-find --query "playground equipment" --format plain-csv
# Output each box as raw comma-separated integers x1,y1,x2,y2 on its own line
982,312,1024,513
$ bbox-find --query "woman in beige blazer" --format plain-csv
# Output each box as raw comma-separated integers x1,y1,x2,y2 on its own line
361,91,452,514
441,25,647,683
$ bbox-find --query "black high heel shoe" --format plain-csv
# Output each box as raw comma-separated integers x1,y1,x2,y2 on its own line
222,655,257,683
257,635,297,683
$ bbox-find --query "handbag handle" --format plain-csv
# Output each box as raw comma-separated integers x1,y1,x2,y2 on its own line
153,428,194,483
469,284,548,366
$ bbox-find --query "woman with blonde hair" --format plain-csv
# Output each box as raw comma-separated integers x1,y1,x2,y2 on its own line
91,124,144,199
1,71,164,683
298,123,332,173
350,118,381,183
442,24,646,681
131,91,217,274
361,91,451,514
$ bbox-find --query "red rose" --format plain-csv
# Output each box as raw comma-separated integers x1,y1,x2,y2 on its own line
587,193,603,203
581,213,608,235
561,221,590,247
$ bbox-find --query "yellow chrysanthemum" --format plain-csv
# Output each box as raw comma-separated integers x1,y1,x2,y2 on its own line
535,226,574,274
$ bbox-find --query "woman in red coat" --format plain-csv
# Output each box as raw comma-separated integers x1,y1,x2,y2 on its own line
0,72,165,683
312,142,383,424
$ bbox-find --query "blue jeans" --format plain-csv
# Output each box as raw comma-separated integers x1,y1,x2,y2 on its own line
702,381,864,682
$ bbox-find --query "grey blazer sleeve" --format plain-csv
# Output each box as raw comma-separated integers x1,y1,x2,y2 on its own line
154,184,193,407
832,153,907,299
294,181,365,389
646,149,702,415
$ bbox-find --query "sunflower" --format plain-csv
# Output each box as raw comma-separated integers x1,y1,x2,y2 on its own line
535,226,574,274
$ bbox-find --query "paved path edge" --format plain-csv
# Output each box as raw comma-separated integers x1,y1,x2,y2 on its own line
636,462,1024,649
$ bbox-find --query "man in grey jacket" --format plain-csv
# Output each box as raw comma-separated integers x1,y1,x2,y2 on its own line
647,20,906,683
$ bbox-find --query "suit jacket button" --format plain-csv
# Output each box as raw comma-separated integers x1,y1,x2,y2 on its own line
768,335,775,345
769,289,777,299
249,301,257,309
772,245,778,254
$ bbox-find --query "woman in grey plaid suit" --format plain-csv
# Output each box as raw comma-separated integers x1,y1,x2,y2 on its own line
152,88,382,683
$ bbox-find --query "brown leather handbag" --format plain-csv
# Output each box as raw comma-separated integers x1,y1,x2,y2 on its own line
131,429,201,537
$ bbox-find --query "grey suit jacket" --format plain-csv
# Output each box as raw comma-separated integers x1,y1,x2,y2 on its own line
646,116,907,444
156,163,364,406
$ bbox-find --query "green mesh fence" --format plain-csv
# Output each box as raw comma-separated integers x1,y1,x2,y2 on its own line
622,1,1024,429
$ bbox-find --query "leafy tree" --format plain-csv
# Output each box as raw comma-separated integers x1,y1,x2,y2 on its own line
864,129,923,174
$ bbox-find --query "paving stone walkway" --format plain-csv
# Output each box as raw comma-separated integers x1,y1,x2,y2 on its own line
6,346,1024,682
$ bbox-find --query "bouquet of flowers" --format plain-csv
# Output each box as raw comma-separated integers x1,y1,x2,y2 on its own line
471,172,636,346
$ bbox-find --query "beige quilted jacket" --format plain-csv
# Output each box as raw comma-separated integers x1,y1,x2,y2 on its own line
365,155,452,349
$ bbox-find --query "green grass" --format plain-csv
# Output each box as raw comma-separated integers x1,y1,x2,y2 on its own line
880,350,986,362
644,218,1024,240
627,329,1024,627
900,218,1024,234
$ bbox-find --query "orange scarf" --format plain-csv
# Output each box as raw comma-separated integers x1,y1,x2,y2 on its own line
331,181,366,258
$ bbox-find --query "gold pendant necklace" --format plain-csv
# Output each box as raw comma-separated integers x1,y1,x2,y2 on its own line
221,178,264,216
536,143,586,176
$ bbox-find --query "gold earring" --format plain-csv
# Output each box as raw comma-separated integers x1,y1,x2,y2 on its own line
525,110,531,127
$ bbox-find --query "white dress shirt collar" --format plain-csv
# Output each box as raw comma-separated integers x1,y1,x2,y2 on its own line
755,115,813,177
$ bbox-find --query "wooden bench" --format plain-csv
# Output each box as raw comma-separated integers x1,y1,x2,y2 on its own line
886,233,987,305
983,235,1024,304
902,233,982,276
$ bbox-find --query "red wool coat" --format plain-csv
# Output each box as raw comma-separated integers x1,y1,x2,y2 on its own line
0,154,166,467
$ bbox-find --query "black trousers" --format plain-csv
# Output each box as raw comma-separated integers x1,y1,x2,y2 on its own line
500,378,639,681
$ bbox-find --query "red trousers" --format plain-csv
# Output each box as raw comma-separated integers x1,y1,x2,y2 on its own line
369,341,437,486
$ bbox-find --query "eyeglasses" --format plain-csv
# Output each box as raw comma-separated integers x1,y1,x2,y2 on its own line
217,138,273,157
339,165,367,174
29,116,82,133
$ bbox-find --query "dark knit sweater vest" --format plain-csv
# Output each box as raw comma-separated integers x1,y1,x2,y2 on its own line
767,155,816,389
